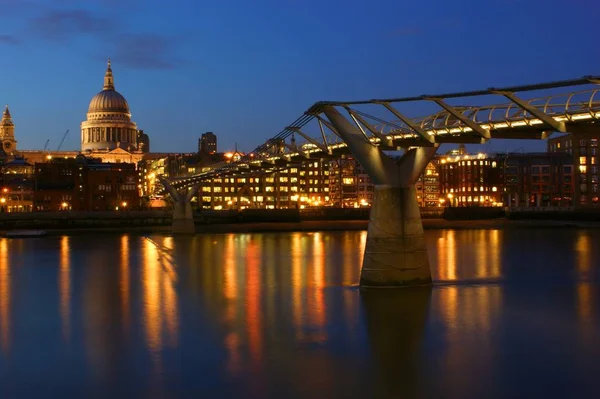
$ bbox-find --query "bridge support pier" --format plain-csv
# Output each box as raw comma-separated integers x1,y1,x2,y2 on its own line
323,106,437,287
362,185,430,287
159,177,198,235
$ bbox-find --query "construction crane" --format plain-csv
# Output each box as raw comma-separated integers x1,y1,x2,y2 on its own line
43,139,50,153
56,129,69,151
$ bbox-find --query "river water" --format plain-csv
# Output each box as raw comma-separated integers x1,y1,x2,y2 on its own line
0,229,599,398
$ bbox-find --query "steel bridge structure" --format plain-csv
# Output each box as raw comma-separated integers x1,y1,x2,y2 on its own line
160,75,600,287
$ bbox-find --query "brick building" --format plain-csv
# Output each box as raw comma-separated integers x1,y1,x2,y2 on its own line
438,153,503,207
501,152,573,207
33,157,139,211
548,132,600,206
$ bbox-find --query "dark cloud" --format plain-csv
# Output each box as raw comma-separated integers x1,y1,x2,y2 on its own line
0,35,20,45
5,3,185,70
31,9,115,40
113,33,180,70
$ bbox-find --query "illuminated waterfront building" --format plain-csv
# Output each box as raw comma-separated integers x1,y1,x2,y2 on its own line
329,156,371,208
1,157,34,212
415,160,440,207
199,159,330,210
438,152,503,207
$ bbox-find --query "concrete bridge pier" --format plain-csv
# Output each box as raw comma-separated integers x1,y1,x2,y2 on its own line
322,106,438,287
159,177,199,234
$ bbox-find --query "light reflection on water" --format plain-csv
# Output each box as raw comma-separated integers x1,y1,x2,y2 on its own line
0,239,9,353
0,229,599,397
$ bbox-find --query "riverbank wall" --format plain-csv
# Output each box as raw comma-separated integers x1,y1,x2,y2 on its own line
1,208,600,235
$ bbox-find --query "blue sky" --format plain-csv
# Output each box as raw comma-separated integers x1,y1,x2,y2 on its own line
0,0,598,153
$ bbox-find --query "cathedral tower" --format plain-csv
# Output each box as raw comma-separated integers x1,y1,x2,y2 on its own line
0,105,17,154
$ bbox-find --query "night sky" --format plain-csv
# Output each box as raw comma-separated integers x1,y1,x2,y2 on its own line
0,0,598,153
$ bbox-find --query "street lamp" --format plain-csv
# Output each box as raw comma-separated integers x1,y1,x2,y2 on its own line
447,193,454,207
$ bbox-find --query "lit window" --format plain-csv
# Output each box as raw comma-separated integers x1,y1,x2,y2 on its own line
580,157,587,165
492,187,497,192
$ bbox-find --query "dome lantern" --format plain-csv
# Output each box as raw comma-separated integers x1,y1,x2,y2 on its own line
103,57,115,90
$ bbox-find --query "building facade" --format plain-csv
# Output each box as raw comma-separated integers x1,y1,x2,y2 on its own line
548,132,600,206
33,157,139,211
416,160,440,207
1,157,33,212
438,153,503,207
501,152,573,207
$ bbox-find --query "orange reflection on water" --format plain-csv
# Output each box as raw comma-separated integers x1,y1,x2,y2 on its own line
309,233,326,335
143,240,161,353
291,234,303,334
575,233,590,275
436,230,502,281
438,285,502,334
223,235,238,301
120,235,130,331
437,231,457,281
59,236,71,341
575,232,594,334
0,238,9,352
245,241,262,363
474,230,501,279
142,238,180,357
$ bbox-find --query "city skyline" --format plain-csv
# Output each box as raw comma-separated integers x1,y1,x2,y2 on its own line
0,0,598,153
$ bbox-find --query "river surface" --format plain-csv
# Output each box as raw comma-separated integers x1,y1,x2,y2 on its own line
0,229,599,398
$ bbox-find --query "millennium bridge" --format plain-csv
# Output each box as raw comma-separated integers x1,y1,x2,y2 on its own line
160,75,600,288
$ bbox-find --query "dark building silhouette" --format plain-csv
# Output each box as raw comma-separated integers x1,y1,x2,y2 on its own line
137,130,150,153
199,132,217,154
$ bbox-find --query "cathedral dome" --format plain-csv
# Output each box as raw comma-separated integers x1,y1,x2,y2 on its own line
81,59,139,153
88,89,130,114
87,58,130,115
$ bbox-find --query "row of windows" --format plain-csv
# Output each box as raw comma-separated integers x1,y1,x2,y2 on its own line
446,186,498,193
96,184,136,192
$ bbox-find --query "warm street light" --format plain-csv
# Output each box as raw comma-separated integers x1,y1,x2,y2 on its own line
0,198,5,204
122,201,128,207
